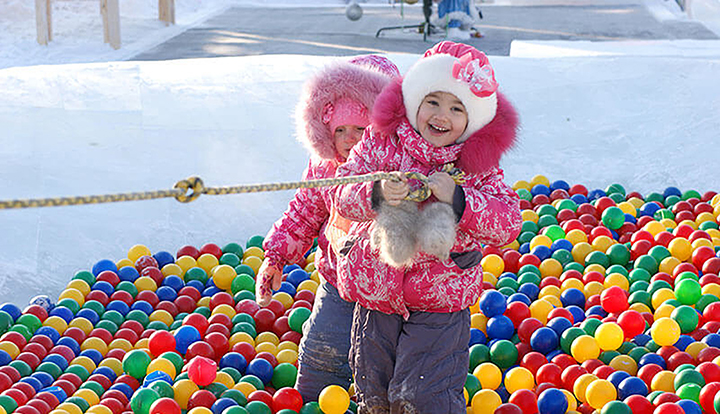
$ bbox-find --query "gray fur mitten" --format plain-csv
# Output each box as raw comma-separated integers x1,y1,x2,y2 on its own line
371,200,418,268
417,202,457,261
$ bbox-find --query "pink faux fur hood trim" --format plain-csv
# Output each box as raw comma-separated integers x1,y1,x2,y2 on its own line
371,77,519,175
297,61,397,161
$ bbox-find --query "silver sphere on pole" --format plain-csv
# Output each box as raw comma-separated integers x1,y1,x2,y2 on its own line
346,2,363,21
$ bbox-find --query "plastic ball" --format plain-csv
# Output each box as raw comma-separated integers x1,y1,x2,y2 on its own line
122,350,151,380
594,323,624,351
652,318,681,347
571,335,601,363
504,367,534,394
149,397,181,414
187,356,217,387
537,388,567,414
318,385,350,414
479,290,507,317
586,379,617,409
471,389,502,414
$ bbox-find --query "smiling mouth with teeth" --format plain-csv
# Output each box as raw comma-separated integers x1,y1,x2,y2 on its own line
429,123,449,133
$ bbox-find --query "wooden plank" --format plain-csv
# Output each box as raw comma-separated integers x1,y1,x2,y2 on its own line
101,0,121,49
159,0,175,25
35,0,50,45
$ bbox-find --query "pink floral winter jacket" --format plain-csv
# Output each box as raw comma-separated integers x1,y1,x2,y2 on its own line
333,80,523,318
262,57,398,287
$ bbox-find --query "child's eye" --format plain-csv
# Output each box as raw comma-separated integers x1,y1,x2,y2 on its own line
336,127,345,133
356,127,366,132
426,99,439,106
452,106,465,113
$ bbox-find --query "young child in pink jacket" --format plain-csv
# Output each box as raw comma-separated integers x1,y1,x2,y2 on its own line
256,55,399,403
333,41,522,412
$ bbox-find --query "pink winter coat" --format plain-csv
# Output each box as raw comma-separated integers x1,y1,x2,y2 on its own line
262,57,398,287
334,79,522,318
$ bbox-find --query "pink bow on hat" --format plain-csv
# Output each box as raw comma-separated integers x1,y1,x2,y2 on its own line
451,52,498,98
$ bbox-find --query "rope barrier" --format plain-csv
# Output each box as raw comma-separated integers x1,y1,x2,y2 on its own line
0,164,465,210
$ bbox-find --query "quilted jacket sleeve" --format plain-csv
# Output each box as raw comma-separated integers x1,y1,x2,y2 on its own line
262,159,331,268
333,130,383,223
456,167,522,247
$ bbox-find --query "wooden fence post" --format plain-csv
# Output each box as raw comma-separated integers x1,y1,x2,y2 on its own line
159,0,175,25
101,0,121,49
35,0,52,45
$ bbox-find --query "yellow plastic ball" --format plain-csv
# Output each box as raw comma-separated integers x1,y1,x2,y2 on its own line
211,304,236,319
212,264,237,290
513,180,531,191
571,336,600,363
584,281,604,298
651,370,675,392
59,288,85,306
685,342,708,359
480,254,505,277
604,273,629,291
68,317,93,335
305,251,316,264
679,220,698,230
297,279,319,294
71,356,97,373
255,342,277,355
659,257,681,275
652,288,676,310
652,317,681,346
572,243,594,265
471,389,502,414
99,358,123,376
116,258,133,269
43,316,68,334
544,295,562,308
256,331,280,346
243,246,265,260
628,197,645,209
0,342,20,359
584,264,606,275
135,338,150,350
473,362,502,390
608,355,638,375
214,371,235,389
242,256,263,275
471,313,488,333
318,385,351,414
86,406,113,414
594,322,623,351
483,272,498,287
80,337,108,356
644,221,666,237
703,283,720,298
233,381,257,397
188,408,213,414
530,299,554,324
162,263,183,277
539,285,561,300
660,219,677,230
629,303,652,314
147,357,176,379
592,235,614,253
108,338,133,352
55,404,83,414
668,238,693,261
561,279,585,293
522,210,539,224
585,379,616,409
66,279,91,296
566,229,588,245
504,366,535,394
230,332,255,347
503,240,520,251
272,292,294,310
196,253,219,274
277,348,299,364
530,174,550,187
697,212,716,224
617,202,637,217
173,379,200,409
693,238,714,250
530,235,553,250
127,244,152,263
277,341,298,352
134,276,157,292
148,310,173,327
561,389,578,412
310,270,321,283
73,388,100,406
654,303,676,320
539,258,563,278
572,373,599,403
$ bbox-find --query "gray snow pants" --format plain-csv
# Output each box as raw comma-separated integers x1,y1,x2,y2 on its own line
295,280,355,402
350,304,470,414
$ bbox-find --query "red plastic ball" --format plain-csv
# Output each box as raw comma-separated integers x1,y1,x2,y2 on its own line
97,270,120,286
135,256,159,274
698,362,720,383
667,352,694,371
508,389,537,414
247,390,274,409
703,259,720,276
149,397,181,414
135,290,160,307
26,399,51,414
618,310,646,339
699,382,720,414
593,365,615,379
100,397,125,414
89,328,113,345
517,318,544,344
536,363,562,386
183,314,210,336
109,290,133,306
114,328,139,345
625,395,653,414
698,347,720,363
0,373,13,393
16,352,41,370
254,308,277,333
505,302,532,328
272,387,303,412
205,324,231,338
693,246,717,270
521,352,548,375
3,388,29,405
23,305,48,322
655,403,684,414
231,342,257,363
186,341,216,361
600,286,629,313
637,364,663,388
561,365,588,391
187,389,216,409
148,330,176,357
495,403,523,414
204,332,229,359
272,316,291,338
235,299,261,317
177,245,200,260
551,354,576,371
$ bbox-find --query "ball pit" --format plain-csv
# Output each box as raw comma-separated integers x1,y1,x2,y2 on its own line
0,179,719,414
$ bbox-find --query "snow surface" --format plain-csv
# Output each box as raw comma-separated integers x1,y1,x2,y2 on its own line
1,51,719,305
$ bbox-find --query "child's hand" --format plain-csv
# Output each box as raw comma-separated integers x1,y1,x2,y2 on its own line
428,172,456,204
256,258,282,307
381,173,409,206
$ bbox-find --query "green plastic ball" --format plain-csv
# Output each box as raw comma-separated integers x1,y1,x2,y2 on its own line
489,340,517,369
288,307,312,333
123,349,152,379
130,387,161,414
675,279,702,305
601,206,625,230
272,362,298,389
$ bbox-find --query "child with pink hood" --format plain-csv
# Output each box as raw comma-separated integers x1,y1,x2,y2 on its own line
256,55,399,402
333,41,522,412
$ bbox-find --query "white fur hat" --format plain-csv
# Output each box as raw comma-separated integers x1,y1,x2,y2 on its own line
402,41,499,143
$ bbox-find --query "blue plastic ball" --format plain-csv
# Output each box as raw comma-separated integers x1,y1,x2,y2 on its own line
469,328,487,346
118,266,140,282
507,293,531,306
560,288,585,308
638,354,666,369
219,352,247,374
566,306,585,324
486,315,514,340
174,325,201,354
532,245,552,261
286,269,310,287
677,399,702,414
537,388,567,414
92,259,117,276
550,180,570,192
106,300,130,316
245,358,274,384
518,283,540,301
153,251,175,268
546,317,572,337
92,281,115,297
131,300,154,315
617,376,649,399
479,290,507,317
212,398,239,414
531,327,559,354
162,275,185,292
703,333,720,348
607,370,631,388
29,295,54,311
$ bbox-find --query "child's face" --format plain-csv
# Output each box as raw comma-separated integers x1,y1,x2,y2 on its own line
416,91,468,147
333,125,365,158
